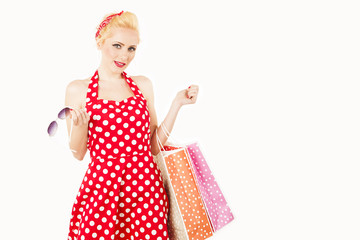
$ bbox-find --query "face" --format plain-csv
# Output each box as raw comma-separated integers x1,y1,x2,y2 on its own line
97,27,139,74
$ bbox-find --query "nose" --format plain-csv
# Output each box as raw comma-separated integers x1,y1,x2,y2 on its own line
119,55,128,62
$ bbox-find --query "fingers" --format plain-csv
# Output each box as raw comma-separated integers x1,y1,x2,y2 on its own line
187,85,199,101
70,108,90,126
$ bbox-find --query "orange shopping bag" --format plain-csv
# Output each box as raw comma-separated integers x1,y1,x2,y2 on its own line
154,127,213,240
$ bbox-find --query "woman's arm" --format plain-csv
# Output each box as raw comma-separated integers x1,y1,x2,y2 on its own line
135,76,199,156
65,80,90,161
151,100,182,156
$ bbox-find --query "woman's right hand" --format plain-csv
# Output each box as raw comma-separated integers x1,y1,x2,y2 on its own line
70,108,90,127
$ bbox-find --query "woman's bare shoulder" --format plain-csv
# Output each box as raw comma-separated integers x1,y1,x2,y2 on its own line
130,75,154,99
65,77,91,109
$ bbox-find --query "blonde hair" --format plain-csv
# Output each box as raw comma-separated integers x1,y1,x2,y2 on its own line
95,11,140,47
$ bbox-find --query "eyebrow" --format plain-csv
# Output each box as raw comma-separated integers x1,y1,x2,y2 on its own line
114,41,137,47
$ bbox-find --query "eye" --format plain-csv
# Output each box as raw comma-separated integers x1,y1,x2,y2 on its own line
113,44,121,49
129,47,136,52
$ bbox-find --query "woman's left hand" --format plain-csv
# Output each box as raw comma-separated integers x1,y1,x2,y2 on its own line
174,85,199,107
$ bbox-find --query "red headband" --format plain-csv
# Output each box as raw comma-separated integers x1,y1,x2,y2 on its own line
95,11,124,39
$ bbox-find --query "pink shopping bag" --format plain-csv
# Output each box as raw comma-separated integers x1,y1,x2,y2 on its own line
186,142,234,232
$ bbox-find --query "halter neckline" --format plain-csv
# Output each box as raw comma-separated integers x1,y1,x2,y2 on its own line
85,69,146,105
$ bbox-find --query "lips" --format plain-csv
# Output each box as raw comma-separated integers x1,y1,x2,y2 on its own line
114,61,126,68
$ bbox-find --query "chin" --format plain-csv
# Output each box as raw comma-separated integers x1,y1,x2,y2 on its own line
112,64,128,73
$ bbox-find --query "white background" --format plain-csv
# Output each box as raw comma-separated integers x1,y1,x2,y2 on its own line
0,0,359,239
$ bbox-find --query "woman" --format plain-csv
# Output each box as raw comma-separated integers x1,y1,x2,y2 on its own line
65,11,199,240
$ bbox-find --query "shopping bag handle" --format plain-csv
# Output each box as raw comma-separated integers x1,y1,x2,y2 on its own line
155,122,185,154
155,125,166,154
158,122,186,148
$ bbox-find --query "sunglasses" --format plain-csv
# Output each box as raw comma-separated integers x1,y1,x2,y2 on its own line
47,107,73,136
47,106,77,153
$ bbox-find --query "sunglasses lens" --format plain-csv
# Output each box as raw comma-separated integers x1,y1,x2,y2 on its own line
58,107,71,119
48,121,58,136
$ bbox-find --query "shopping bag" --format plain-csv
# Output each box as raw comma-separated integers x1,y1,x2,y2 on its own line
154,128,214,240
153,150,188,240
160,124,234,233
186,142,235,232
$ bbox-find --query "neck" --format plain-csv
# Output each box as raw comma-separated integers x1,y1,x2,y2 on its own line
97,63,125,83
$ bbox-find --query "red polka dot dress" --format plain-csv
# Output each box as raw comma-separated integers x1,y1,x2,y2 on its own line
67,69,170,240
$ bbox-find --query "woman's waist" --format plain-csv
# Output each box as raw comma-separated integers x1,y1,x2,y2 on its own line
89,149,153,163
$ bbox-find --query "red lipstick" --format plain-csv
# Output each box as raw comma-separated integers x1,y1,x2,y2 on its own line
114,61,126,68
